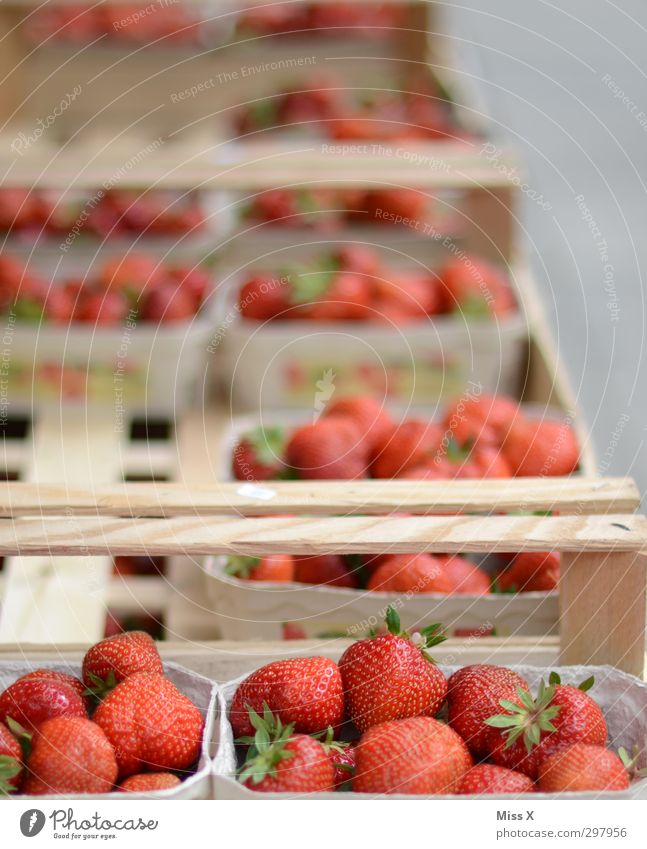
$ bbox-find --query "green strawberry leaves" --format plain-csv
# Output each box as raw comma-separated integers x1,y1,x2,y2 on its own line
225,556,261,579
383,606,446,661
5,717,32,761
236,703,296,786
0,755,21,795
618,745,647,779
84,670,118,701
484,680,562,753
548,671,595,692
243,425,286,467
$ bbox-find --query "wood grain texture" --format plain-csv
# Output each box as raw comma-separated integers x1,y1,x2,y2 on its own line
0,477,638,517
0,512,645,556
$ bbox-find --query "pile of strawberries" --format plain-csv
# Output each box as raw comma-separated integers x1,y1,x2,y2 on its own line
242,187,441,231
238,246,514,323
232,393,580,482
236,75,463,141
224,551,560,595
0,632,204,796
0,252,210,325
229,609,640,794
235,2,405,38
0,189,205,237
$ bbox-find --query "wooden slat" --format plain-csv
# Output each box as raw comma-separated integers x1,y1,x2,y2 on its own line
0,513,645,557
0,477,639,517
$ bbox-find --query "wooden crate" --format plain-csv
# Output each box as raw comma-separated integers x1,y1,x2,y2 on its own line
0,476,644,678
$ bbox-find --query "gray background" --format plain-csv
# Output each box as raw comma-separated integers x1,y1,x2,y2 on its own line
444,0,646,494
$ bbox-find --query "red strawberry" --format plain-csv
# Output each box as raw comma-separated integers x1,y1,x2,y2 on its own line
504,418,579,476
22,717,118,795
225,554,294,583
439,257,515,317
444,393,520,447
371,419,443,478
355,188,427,226
0,673,87,732
0,722,22,793
141,284,196,322
76,290,129,325
538,744,629,792
354,716,472,794
484,675,607,779
18,668,89,709
82,630,163,697
239,274,290,321
335,245,381,276
119,772,181,792
230,657,344,738
292,269,371,321
441,555,491,595
366,553,452,593
319,728,356,789
457,764,534,794
286,417,367,479
446,664,531,757
339,606,447,732
322,395,394,455
471,443,514,478
497,552,560,592
99,253,162,294
232,426,286,481
93,673,204,778
293,554,358,588
238,708,334,793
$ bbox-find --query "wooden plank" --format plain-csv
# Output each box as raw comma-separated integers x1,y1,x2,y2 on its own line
0,477,638,517
559,551,647,677
0,512,644,557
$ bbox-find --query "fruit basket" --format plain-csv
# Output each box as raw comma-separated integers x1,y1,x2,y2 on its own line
0,658,217,799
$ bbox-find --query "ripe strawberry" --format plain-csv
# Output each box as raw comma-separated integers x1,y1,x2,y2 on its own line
238,708,334,793
230,657,344,738
354,188,427,226
0,722,22,793
497,552,560,592
538,744,629,792
457,764,535,794
439,257,515,317
484,674,607,778
286,417,367,480
225,554,294,583
504,418,579,476
371,419,443,478
293,554,359,588
119,772,181,792
354,716,472,794
82,630,163,697
75,289,129,325
239,274,290,321
322,395,394,457
441,555,491,595
99,253,162,295
93,672,204,778
335,246,381,276
141,284,196,322
232,426,287,481
318,728,356,789
0,673,87,732
18,668,89,708
446,664,531,757
471,443,514,478
282,622,307,640
366,553,452,593
292,269,371,321
339,606,447,732
22,717,118,795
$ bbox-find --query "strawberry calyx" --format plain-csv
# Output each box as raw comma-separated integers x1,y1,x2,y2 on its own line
225,556,261,579
242,426,286,467
236,704,296,786
618,745,647,780
548,670,595,692
289,255,341,304
84,670,118,700
484,679,561,753
5,717,32,760
384,605,446,662
0,755,21,795
315,725,350,757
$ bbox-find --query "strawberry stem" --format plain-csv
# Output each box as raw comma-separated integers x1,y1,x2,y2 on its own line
484,680,562,753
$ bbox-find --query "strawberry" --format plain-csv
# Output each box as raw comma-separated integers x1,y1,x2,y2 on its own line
504,418,579,476
75,290,129,325
335,245,381,276
230,657,344,738
471,443,514,478
353,188,427,226
232,426,286,481
354,716,472,794
225,554,294,583
322,395,394,455
22,717,118,795
140,284,196,322
286,417,367,480
318,728,356,789
484,674,607,778
444,393,520,447
17,668,89,708
441,555,491,595
282,622,307,640
119,772,181,792
238,708,334,793
0,722,22,794
339,606,447,732
0,673,87,732
99,253,162,295
371,419,443,478
439,257,515,317
293,554,359,588
538,744,629,792
446,664,531,757
497,552,560,592
82,630,163,697
457,764,535,794
366,553,452,593
291,268,371,321
93,672,204,778
239,274,290,321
